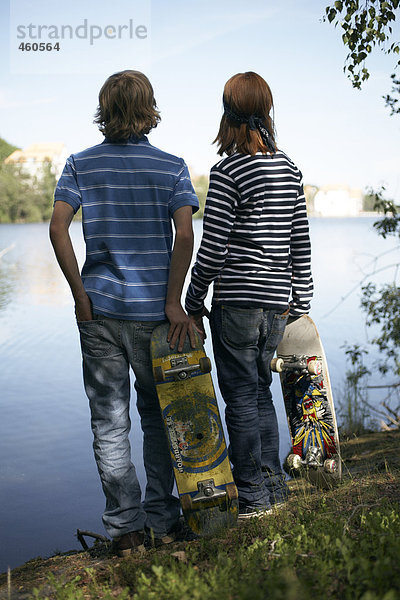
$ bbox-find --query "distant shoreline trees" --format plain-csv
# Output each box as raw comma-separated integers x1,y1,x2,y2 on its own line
0,160,57,223
0,136,57,223
0,135,381,224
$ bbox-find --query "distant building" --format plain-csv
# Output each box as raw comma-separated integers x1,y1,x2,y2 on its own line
304,184,318,213
5,143,68,180
313,185,363,217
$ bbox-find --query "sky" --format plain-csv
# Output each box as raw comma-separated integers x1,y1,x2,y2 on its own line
1,0,400,200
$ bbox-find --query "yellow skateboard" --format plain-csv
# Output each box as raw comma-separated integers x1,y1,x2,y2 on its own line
151,322,238,536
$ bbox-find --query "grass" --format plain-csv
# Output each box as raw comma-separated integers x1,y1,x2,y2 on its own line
2,430,400,600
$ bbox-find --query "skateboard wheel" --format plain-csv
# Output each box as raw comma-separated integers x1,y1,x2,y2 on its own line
308,360,322,375
286,453,302,471
324,458,337,474
180,493,193,511
271,358,284,372
153,366,165,382
199,357,212,373
225,483,239,501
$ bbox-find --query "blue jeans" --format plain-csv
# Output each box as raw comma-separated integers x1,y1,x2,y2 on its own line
77,316,180,539
210,305,289,508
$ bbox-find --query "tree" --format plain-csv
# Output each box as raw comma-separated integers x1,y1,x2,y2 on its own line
31,160,58,221
361,187,400,378
0,136,58,223
325,0,400,110
384,73,400,114
339,187,400,431
325,2,400,429
0,162,32,222
0,136,19,162
0,160,57,223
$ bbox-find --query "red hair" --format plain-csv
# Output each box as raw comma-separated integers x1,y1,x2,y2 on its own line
214,72,276,156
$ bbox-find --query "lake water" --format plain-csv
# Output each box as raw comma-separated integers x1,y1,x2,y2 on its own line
0,218,398,571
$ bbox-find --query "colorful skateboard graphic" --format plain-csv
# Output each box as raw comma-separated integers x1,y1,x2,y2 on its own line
151,323,238,535
272,315,342,488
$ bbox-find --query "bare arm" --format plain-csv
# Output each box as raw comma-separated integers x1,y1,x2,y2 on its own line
165,205,196,351
49,200,93,321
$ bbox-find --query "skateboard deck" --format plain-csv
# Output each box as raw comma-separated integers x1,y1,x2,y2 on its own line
272,315,342,488
151,322,238,536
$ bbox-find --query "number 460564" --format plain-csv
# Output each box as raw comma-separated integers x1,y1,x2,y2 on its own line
18,42,60,51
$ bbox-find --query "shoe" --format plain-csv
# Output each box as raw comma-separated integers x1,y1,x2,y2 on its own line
173,517,199,542
114,530,146,556
145,517,198,548
238,505,273,520
145,530,176,548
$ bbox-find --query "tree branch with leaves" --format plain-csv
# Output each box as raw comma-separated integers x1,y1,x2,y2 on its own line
325,0,400,111
325,2,400,431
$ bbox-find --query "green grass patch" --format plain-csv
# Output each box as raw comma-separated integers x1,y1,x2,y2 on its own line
30,481,400,599
3,431,400,600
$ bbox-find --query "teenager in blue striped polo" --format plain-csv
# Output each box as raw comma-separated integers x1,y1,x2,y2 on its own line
185,72,313,519
50,70,199,555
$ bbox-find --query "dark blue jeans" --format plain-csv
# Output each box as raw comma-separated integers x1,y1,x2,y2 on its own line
210,304,289,508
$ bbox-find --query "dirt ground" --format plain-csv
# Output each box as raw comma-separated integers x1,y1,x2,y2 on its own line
1,429,399,600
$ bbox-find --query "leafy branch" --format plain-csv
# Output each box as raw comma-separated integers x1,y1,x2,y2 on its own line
369,184,400,238
325,0,400,89
326,186,399,375
325,0,400,116
384,72,400,113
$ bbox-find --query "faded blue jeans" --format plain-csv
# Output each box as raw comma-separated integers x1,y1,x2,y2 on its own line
77,316,180,539
210,305,289,508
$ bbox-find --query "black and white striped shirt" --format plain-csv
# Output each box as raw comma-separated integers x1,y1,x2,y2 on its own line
185,151,313,316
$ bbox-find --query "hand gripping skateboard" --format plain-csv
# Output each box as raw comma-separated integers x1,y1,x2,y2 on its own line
151,323,238,536
271,315,342,488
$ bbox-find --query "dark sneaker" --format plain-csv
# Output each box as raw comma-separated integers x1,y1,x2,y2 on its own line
114,530,145,556
173,517,199,542
238,505,273,520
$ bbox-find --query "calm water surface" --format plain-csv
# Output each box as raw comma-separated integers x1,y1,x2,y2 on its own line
0,218,398,570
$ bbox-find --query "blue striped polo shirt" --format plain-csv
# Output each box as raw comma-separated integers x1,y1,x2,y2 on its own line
54,136,199,320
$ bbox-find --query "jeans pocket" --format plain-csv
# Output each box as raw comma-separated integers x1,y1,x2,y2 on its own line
133,321,160,365
77,319,114,358
265,312,288,350
221,306,261,349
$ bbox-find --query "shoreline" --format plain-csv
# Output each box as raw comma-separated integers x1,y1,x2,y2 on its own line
0,212,383,227
1,429,399,599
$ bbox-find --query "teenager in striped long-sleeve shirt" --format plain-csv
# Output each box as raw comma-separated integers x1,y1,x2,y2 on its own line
185,72,313,519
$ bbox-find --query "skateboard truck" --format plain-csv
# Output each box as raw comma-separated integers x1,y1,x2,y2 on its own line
271,355,322,375
192,479,226,503
169,356,195,380
154,356,212,382
305,446,323,468
285,446,323,471
286,447,338,474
